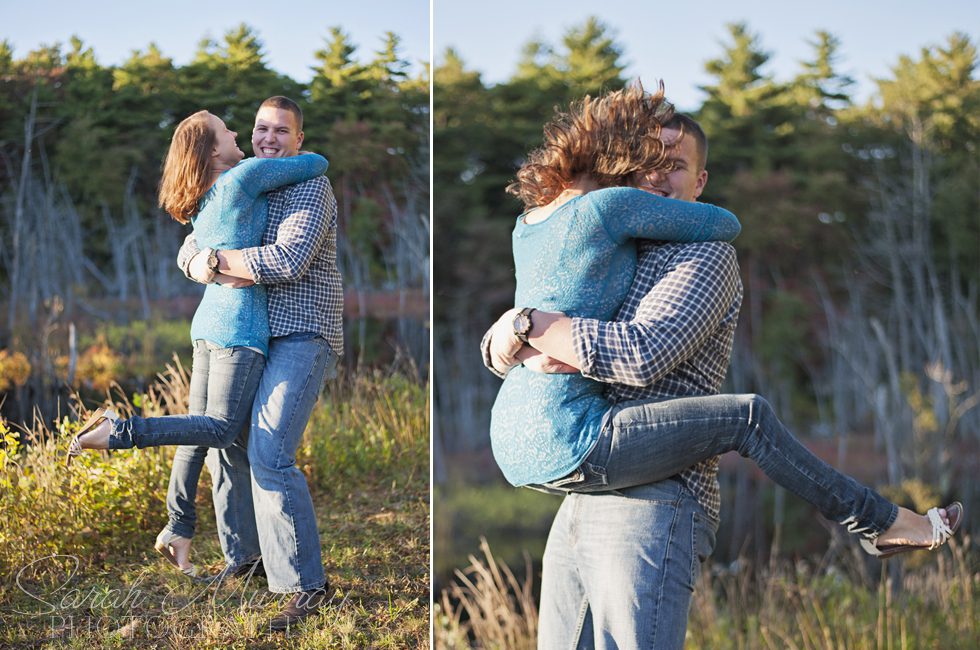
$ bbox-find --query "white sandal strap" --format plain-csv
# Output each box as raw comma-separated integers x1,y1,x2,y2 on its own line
926,507,953,550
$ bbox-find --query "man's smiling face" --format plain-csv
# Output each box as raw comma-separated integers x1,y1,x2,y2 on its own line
252,106,304,159
634,126,707,202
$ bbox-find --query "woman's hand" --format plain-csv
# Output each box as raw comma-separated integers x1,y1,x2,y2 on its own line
188,250,216,283
488,308,524,374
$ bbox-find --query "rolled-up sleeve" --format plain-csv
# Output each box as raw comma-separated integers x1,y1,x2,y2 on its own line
242,176,336,284
572,243,739,387
479,327,508,380
176,233,200,278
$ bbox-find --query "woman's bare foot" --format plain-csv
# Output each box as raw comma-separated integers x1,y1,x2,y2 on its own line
876,506,949,547
155,529,197,575
65,408,117,466
169,535,194,572
78,419,112,450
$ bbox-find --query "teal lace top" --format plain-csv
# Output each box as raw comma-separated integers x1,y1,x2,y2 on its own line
490,187,740,486
189,154,328,355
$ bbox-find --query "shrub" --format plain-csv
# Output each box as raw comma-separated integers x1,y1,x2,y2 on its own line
303,368,428,491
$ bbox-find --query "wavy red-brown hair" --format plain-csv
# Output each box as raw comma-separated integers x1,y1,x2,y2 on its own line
507,82,675,208
158,110,216,224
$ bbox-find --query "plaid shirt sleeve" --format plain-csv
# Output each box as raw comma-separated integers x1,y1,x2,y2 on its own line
176,233,201,279
241,175,334,284
572,242,739,387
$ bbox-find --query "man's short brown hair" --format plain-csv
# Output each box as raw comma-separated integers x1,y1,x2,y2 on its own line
665,113,708,172
259,95,303,132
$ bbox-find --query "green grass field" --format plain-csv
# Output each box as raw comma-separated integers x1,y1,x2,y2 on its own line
0,365,429,649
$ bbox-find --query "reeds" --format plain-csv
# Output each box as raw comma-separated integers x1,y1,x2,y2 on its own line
437,537,978,649
435,537,538,650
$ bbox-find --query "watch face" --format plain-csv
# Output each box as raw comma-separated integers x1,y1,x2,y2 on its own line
513,312,531,337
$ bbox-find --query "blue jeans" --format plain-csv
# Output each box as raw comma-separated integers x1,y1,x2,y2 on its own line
208,334,338,592
109,341,265,450
544,394,898,539
539,479,715,649
151,342,263,548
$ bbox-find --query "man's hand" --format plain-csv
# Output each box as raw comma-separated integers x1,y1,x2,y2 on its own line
488,308,524,375
518,348,579,374
187,251,216,284
213,273,255,288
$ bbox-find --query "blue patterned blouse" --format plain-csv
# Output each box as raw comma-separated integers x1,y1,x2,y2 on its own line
490,186,740,486
188,154,328,355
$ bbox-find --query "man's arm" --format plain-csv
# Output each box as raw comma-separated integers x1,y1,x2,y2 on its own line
480,242,739,386
217,176,334,284
572,242,739,387
480,319,577,378
179,235,254,287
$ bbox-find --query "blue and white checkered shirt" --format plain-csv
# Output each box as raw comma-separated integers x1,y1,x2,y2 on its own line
571,240,742,520
241,175,344,355
179,174,344,357
481,240,741,519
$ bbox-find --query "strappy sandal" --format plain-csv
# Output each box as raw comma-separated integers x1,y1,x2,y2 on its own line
154,528,199,578
65,407,118,467
860,502,964,559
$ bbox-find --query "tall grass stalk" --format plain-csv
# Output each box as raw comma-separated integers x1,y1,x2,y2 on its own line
435,537,537,650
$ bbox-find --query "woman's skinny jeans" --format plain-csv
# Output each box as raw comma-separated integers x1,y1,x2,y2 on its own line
540,393,898,539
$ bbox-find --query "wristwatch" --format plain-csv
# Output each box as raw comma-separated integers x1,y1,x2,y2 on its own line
513,307,536,344
202,247,220,279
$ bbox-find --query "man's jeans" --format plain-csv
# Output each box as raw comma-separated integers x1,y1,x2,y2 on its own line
539,479,716,649
546,394,898,539
206,334,338,592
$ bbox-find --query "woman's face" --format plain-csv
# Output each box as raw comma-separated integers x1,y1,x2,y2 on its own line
209,114,244,167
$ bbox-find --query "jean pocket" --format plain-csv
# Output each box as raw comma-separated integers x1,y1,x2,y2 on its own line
542,467,586,489
541,462,609,492
690,511,715,588
321,341,339,380
213,347,236,360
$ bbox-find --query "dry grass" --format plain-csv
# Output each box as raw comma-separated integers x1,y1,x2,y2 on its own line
435,538,537,650
0,359,429,648
435,537,979,649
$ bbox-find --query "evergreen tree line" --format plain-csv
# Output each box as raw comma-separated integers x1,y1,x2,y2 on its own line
0,23,429,359
433,19,979,488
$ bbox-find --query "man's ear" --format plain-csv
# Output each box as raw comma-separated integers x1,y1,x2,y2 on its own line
693,169,708,200
296,131,304,150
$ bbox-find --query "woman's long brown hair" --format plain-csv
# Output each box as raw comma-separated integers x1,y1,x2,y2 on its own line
507,82,675,208
158,110,216,224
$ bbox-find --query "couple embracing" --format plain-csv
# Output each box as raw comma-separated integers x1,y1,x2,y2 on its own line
66,96,341,632
483,83,963,648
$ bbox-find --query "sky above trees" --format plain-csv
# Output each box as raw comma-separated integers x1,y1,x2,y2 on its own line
3,0,430,82
435,0,979,109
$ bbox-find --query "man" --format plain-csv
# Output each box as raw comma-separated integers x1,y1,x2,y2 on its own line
178,95,343,631
483,114,741,648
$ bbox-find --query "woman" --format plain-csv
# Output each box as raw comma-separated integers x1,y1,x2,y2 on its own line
489,84,961,558
65,110,328,575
